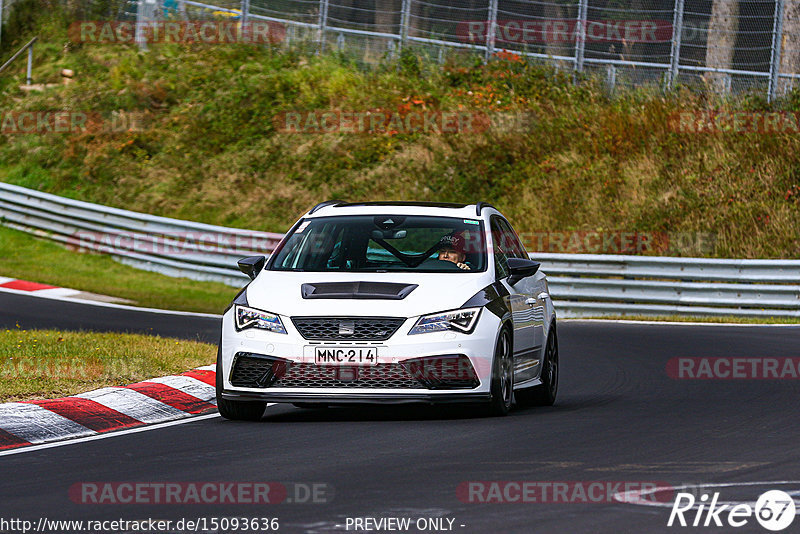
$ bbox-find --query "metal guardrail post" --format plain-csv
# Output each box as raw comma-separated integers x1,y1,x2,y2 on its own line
240,0,249,24
485,0,498,62
574,0,589,74
318,0,329,53
400,0,411,51
768,0,785,102
0,37,38,77
668,0,684,89
26,44,32,85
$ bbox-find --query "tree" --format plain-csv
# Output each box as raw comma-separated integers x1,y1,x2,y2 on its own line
779,0,800,94
705,0,739,93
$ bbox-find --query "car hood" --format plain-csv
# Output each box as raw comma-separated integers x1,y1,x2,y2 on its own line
245,271,490,318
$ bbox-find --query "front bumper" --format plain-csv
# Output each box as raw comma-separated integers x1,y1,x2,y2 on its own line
220,390,491,404
219,307,501,400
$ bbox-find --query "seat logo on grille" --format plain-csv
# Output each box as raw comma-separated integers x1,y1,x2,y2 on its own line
338,321,355,335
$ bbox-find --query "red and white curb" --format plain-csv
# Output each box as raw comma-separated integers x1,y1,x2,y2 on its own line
0,277,136,304
0,277,77,297
0,365,217,451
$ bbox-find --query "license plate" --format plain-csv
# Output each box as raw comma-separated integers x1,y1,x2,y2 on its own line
314,346,378,366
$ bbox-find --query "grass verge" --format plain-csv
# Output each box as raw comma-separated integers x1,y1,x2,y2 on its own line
0,224,236,314
0,327,216,402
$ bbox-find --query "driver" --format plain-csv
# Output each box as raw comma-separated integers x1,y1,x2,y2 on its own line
437,233,471,270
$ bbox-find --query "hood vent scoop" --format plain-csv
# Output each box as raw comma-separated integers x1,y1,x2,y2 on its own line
301,282,419,300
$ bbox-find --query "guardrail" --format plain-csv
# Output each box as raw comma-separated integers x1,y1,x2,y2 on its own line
0,182,280,287
1,183,798,318
539,253,800,318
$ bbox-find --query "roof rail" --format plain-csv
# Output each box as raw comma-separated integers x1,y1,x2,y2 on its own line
308,200,346,214
475,202,496,216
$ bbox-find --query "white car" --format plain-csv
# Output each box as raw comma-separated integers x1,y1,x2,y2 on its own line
216,201,558,420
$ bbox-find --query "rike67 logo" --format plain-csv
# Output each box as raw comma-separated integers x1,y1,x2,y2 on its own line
668,490,796,531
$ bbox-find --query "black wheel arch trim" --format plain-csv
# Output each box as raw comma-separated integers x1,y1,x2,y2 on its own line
462,281,511,319
223,286,249,314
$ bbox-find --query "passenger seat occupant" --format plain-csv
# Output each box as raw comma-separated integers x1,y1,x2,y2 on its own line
437,233,471,270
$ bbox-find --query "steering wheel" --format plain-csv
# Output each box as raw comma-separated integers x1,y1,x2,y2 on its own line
434,259,464,271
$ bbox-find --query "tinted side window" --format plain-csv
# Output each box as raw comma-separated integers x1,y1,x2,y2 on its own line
491,217,510,279
499,218,527,259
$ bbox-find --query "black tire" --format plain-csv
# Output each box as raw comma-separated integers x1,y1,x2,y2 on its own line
216,343,267,421
487,327,514,416
517,324,559,407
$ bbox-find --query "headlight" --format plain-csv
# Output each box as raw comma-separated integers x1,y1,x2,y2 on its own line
409,307,481,335
234,305,287,334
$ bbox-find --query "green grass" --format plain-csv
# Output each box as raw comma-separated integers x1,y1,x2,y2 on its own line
0,225,236,313
0,327,216,401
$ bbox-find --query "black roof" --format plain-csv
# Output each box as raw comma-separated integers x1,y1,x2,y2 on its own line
309,200,497,216
338,201,470,208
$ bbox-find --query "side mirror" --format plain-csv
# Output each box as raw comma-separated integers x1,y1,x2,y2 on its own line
507,258,540,286
238,256,266,281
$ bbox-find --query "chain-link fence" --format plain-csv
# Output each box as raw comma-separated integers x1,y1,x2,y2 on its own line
135,0,800,99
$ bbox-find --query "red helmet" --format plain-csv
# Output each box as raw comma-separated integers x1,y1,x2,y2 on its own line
437,232,466,255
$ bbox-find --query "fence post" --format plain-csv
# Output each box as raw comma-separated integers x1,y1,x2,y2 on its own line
136,0,158,51
0,0,4,48
26,44,32,85
240,0,249,25
400,0,411,51
768,0,785,102
485,0,498,62
574,0,589,73
668,0,684,89
606,64,616,92
318,0,329,53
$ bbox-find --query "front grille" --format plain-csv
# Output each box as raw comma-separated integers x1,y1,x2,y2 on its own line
273,363,422,389
230,354,423,389
291,317,405,341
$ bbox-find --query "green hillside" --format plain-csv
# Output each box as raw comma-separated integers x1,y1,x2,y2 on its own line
1,8,799,258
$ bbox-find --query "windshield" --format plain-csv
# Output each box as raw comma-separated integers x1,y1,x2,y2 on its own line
270,215,487,273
